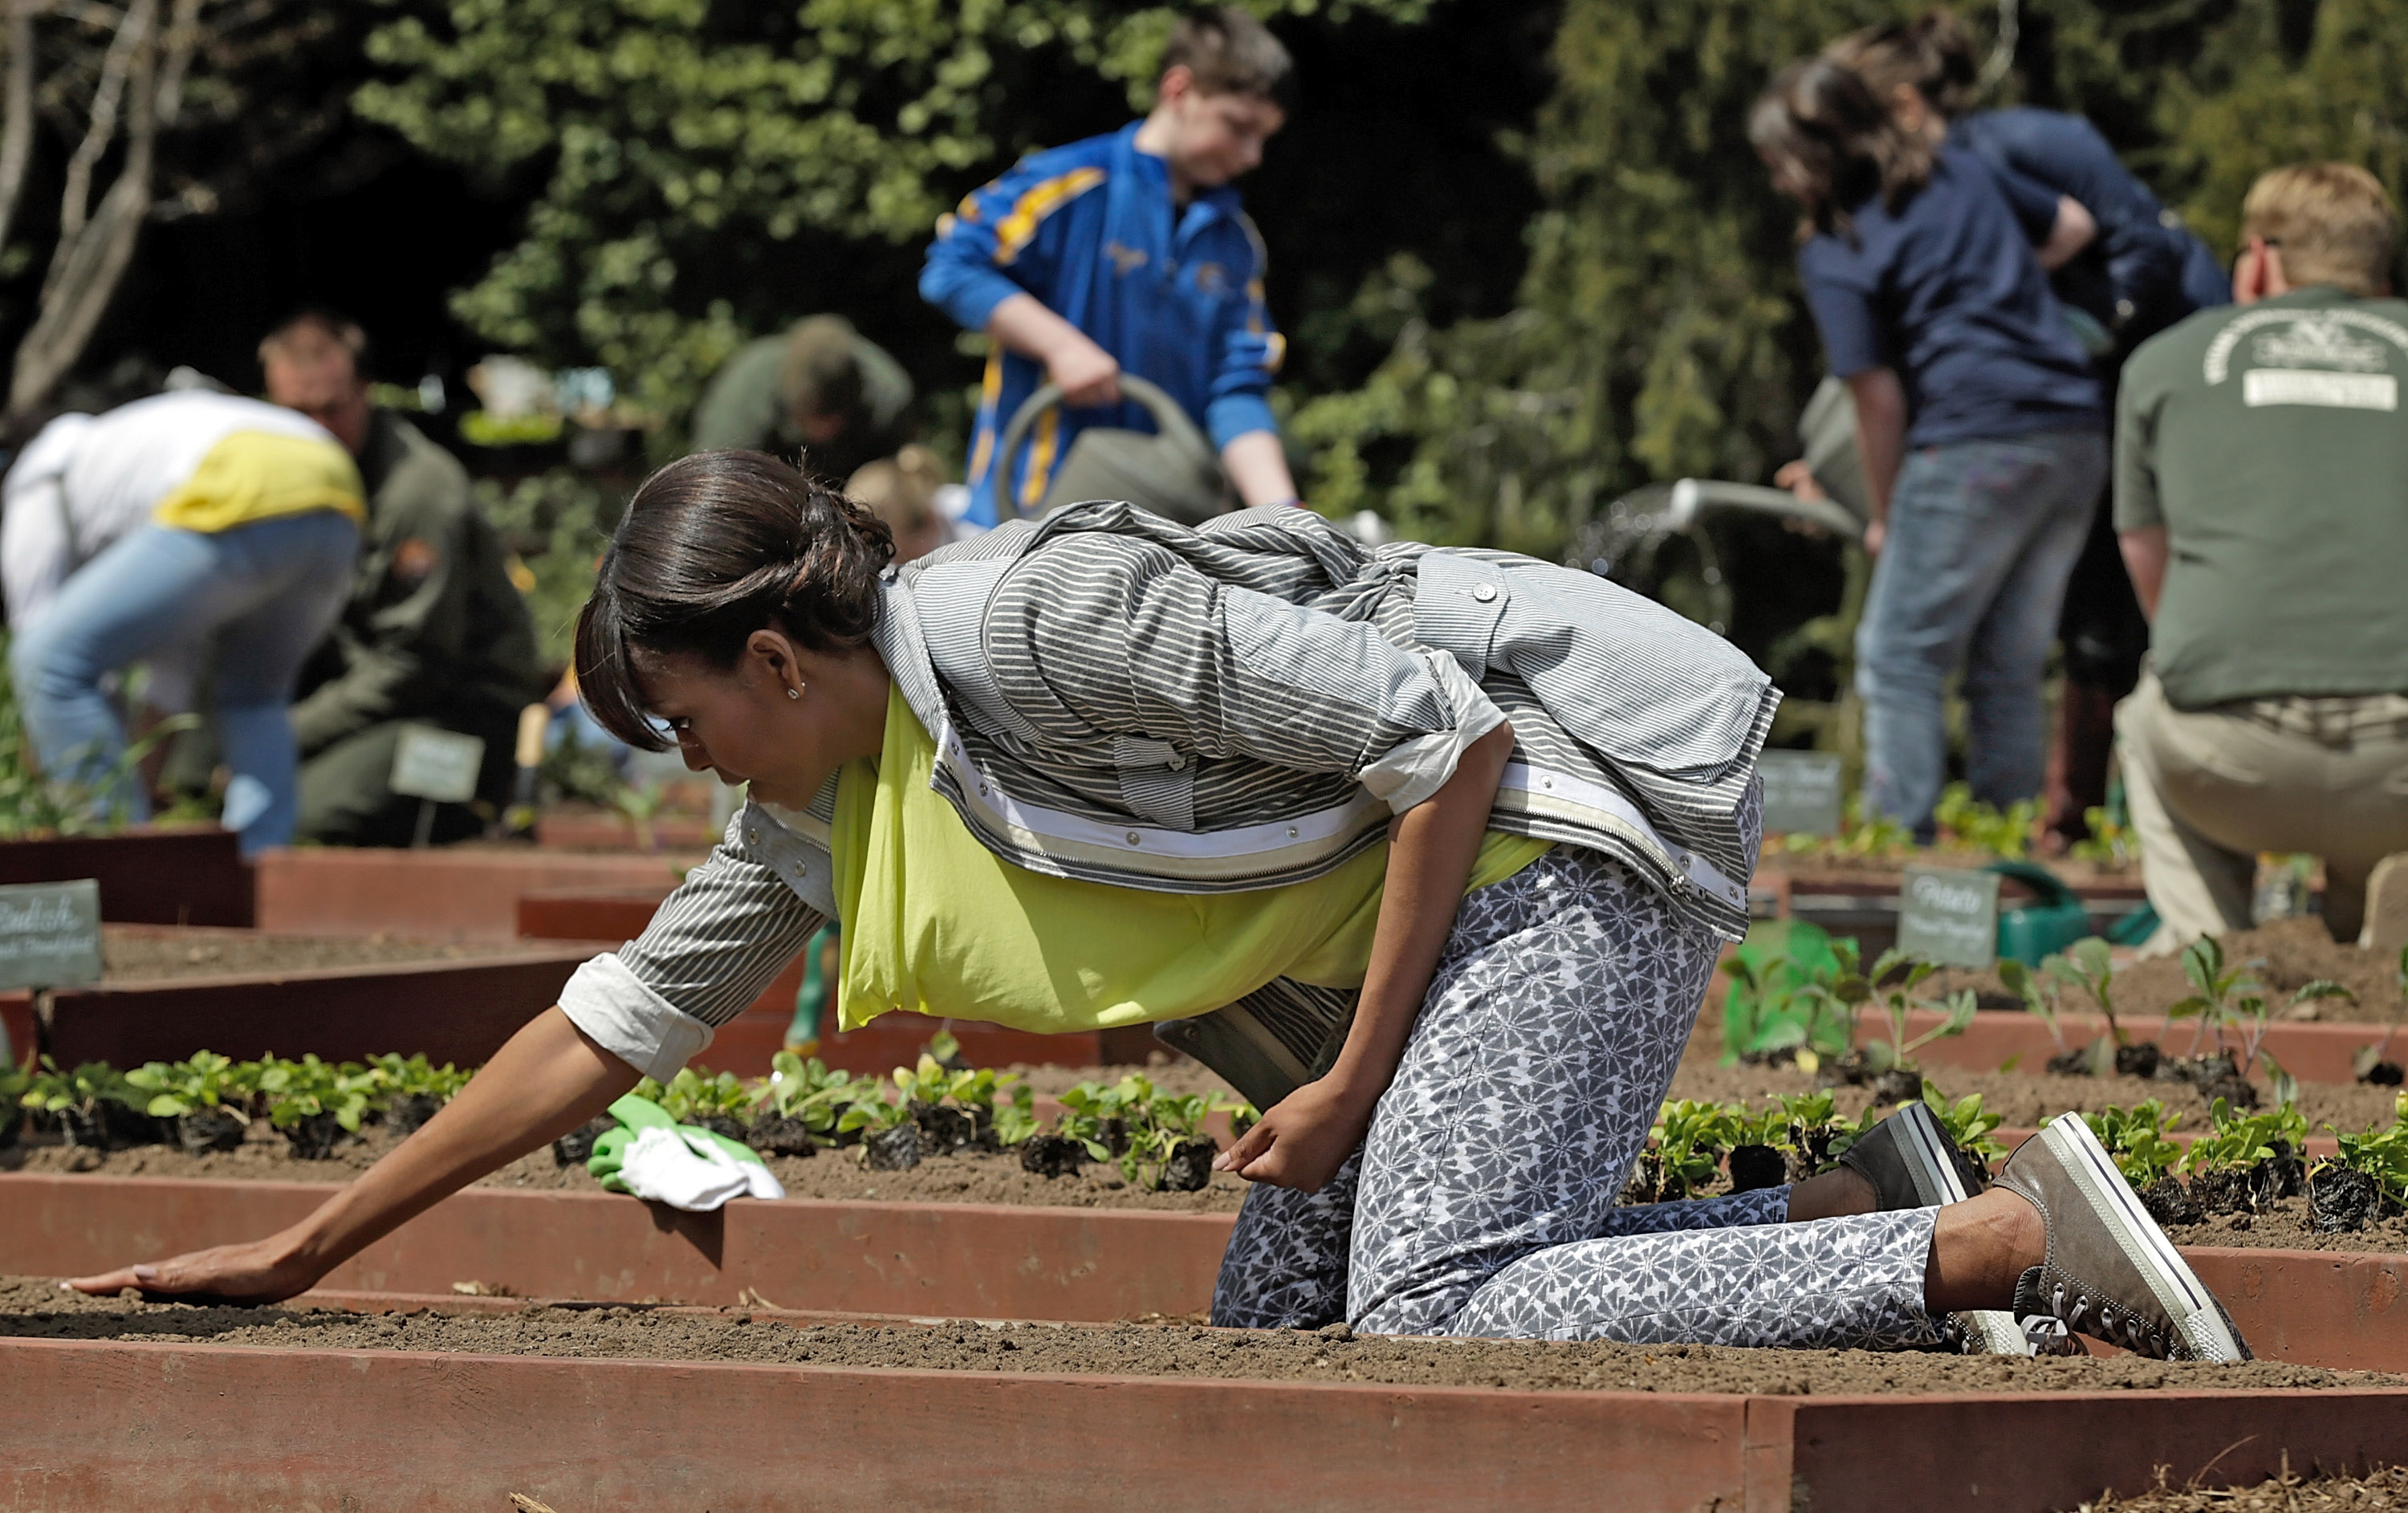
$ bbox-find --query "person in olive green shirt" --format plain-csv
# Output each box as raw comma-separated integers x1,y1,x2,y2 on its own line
261,312,547,845
688,315,916,484
2113,163,2408,950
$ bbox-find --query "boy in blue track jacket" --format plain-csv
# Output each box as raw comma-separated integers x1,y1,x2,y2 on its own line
920,6,1300,528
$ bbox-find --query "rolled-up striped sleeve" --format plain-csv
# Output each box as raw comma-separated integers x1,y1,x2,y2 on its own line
983,533,1505,813
558,816,825,1080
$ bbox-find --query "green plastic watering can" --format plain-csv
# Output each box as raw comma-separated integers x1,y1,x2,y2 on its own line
1986,860,2094,966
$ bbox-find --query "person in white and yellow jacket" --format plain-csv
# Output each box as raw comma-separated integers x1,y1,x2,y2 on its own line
2,390,364,852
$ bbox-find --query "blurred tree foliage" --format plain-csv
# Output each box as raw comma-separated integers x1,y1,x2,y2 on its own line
1292,0,2408,556
352,0,1452,453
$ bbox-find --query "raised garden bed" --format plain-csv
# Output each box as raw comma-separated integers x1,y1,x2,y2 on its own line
2,1279,2404,1512
0,925,600,1069
254,845,696,941
0,825,250,926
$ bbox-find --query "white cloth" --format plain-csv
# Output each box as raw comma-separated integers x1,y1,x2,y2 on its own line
615,1125,785,1211
0,392,339,628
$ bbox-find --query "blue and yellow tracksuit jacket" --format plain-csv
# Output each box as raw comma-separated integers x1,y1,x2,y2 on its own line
919,122,1286,528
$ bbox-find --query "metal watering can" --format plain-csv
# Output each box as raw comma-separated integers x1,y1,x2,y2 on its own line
990,374,1231,526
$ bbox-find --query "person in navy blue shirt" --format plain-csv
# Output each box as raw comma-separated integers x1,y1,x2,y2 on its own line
920,6,1299,529
1753,57,2106,840
1829,11,2232,849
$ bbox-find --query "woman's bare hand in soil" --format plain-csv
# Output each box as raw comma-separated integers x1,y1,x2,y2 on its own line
1214,1078,1374,1193
67,1232,323,1305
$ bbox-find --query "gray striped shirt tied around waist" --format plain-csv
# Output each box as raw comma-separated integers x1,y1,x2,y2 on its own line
559,501,1778,1080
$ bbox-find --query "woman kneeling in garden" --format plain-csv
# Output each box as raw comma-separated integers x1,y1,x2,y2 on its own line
73,452,2247,1361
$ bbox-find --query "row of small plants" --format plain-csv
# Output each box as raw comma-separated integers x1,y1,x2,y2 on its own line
2083,1092,2408,1235
1620,1085,2004,1205
580,1035,1252,1192
1727,923,2404,1102
1770,784,2055,863
0,1051,470,1159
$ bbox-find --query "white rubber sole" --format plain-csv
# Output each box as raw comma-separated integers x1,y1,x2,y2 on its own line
1893,1105,2030,1356
2037,1112,2249,1362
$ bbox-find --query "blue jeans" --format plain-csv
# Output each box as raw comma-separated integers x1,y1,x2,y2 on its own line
11,511,359,854
1856,430,2108,837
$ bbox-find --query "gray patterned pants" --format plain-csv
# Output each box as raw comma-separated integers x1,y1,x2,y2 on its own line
1210,844,1941,1348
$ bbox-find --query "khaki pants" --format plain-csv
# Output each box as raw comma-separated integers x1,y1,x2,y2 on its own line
2117,671,2408,951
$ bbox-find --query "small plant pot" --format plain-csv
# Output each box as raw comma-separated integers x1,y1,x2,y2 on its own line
552,1116,616,1168
2186,1168,2252,1215
1726,1143,1786,1193
279,1111,346,1161
2044,1047,2094,1077
1019,1133,1088,1180
2358,1060,2404,1087
695,1115,749,1143
911,1103,975,1156
60,1103,157,1150
1160,1135,1219,1193
860,1122,921,1172
745,1116,818,1159
2248,1143,2304,1207
2113,1042,2162,1080
174,1108,247,1154
2308,1165,2382,1234
2138,1177,2203,1226
387,1094,444,1136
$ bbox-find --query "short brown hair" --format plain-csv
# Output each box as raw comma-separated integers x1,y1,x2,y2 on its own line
1828,10,1982,120
779,315,864,426
2240,163,2398,296
1162,6,1295,111
258,309,368,372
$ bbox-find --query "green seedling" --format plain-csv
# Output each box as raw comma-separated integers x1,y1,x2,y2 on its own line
2329,1097,2408,1206
836,1080,913,1135
990,1084,1041,1147
1118,1090,1233,1188
754,1051,857,1134
1055,1076,1153,1161
1933,783,2038,860
2166,937,2349,1082
1922,1088,2006,1165
1861,949,1977,1075
1650,1099,1743,1200
364,1052,471,1103
125,1051,255,1117
1779,795,1913,860
2044,936,2126,1053
1719,921,1865,1069
657,1067,754,1125
2081,1101,2185,1188
257,1054,376,1133
1997,957,2075,1062
22,1058,140,1120
2180,1097,2308,1177
2066,806,2133,866
2349,946,2408,1082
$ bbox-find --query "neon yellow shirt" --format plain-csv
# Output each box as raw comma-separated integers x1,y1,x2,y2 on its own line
153,431,365,533
831,685,1549,1035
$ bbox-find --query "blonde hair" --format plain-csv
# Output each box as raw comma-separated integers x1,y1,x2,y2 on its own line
844,445,943,537
2241,163,2398,295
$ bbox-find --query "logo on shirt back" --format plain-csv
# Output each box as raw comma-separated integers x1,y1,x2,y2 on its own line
2204,308,2408,412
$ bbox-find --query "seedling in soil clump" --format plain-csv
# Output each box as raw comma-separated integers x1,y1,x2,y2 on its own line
126,1051,258,1153
836,1083,921,1169
1719,921,1861,1068
653,1068,755,1141
2311,1095,2408,1232
364,1054,470,1133
1120,1089,1236,1192
1809,950,1973,1102
2043,937,2156,1076
258,1054,375,1159
2081,1101,2185,1190
2349,946,2408,1086
2163,937,2348,1108
2179,1099,2308,1217
752,1051,860,1149
22,1059,153,1149
1020,1132,1088,1178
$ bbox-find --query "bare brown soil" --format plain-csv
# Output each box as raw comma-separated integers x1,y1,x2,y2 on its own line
2155,1194,2408,1255
2071,1465,2408,1511
1930,918,2405,1028
0,1276,2386,1397
92,926,502,983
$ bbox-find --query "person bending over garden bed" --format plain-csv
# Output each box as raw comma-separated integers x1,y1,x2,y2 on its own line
71,452,2250,1362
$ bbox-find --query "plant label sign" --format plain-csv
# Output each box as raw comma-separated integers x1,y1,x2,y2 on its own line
1756,750,1845,837
390,727,486,805
1897,867,1999,970
0,879,102,989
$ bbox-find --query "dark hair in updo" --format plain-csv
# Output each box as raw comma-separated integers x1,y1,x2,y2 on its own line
575,449,895,750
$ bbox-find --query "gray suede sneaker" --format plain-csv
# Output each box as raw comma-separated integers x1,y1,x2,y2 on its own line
1996,1112,2252,1362
1841,1102,2025,1355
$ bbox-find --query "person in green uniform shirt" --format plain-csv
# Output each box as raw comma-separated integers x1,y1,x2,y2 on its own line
687,315,915,485
260,312,547,845
2113,164,2408,950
